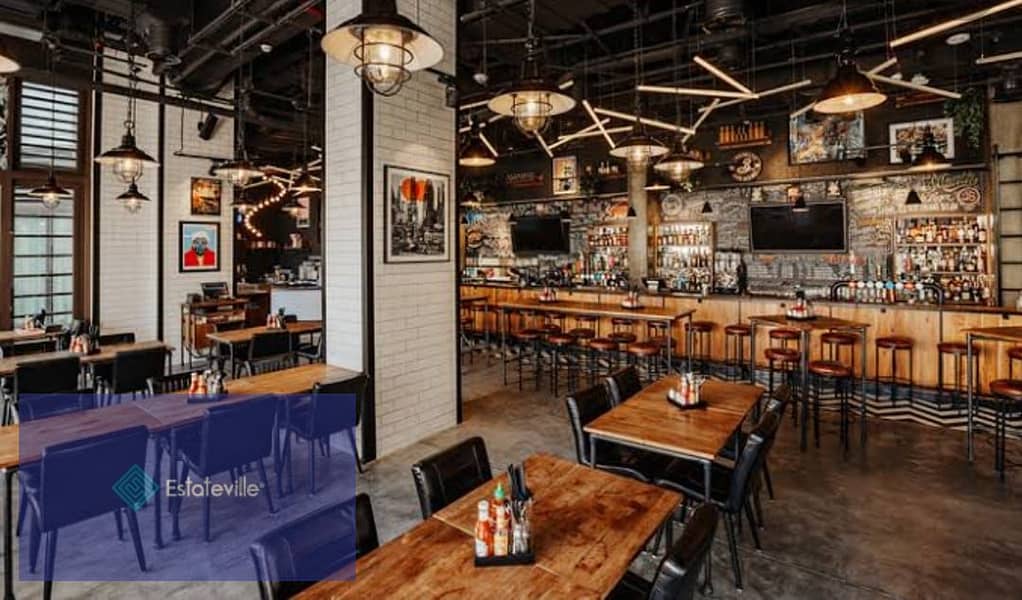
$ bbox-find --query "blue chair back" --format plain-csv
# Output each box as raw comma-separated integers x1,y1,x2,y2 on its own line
309,376,367,438
37,426,149,532
18,393,95,422
15,355,81,397
199,395,277,475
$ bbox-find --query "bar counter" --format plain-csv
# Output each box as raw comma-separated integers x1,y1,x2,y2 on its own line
461,282,1022,391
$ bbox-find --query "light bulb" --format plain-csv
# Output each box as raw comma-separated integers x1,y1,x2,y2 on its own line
512,93,551,134
113,158,144,184
626,146,650,169
358,26,410,94
124,196,143,214
41,192,61,209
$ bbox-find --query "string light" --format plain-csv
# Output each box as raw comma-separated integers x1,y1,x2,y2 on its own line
242,180,288,238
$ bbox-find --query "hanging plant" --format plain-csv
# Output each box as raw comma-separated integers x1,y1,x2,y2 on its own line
944,87,984,151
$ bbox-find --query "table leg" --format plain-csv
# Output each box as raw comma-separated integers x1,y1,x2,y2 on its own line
967,333,974,462
170,432,181,541
665,320,673,374
686,314,694,373
860,326,868,447
152,435,163,549
702,459,714,595
749,322,757,384
800,330,810,452
4,468,14,600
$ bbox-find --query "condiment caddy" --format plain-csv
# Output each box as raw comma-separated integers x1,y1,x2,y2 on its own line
621,290,643,309
266,307,287,329
785,289,815,320
667,373,707,409
537,286,558,303
186,369,228,403
474,462,533,567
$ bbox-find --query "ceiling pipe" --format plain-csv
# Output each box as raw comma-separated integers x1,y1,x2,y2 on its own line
186,0,255,47
230,0,321,56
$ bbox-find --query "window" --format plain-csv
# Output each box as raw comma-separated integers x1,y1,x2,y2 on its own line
18,81,79,170
11,185,74,324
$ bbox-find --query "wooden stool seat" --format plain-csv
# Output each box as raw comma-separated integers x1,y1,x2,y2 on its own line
724,324,751,336
547,333,575,346
990,379,1022,401
809,360,852,378
765,347,800,362
577,315,598,323
608,332,637,345
512,329,541,342
938,341,978,356
821,332,857,346
538,324,562,335
769,328,800,341
684,321,714,333
589,338,618,352
611,318,636,327
627,342,661,357
568,328,596,340
876,336,912,350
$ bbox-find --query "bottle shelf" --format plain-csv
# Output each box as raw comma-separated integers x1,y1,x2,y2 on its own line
896,242,986,248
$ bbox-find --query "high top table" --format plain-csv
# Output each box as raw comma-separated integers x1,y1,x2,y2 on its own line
747,315,870,451
962,326,1022,462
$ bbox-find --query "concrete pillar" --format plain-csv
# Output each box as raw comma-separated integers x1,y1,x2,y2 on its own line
627,162,649,285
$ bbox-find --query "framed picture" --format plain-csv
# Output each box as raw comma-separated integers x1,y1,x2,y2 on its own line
889,117,955,164
384,165,450,263
179,221,220,272
190,177,222,215
789,112,865,164
295,196,311,229
552,155,578,196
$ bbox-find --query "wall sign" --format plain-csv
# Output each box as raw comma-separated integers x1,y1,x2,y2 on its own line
552,156,578,196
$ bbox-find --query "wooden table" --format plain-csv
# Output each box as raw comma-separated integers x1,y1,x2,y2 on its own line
498,299,697,372
748,314,870,450
962,326,1022,462
296,454,678,599
0,340,171,378
0,328,64,347
206,321,322,375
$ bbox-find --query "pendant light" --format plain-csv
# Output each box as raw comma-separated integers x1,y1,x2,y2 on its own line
0,38,21,73
214,62,263,186
610,1,667,168
321,0,443,97
905,189,922,205
644,170,670,191
29,48,70,209
291,33,322,195
117,181,150,214
814,8,886,114
459,135,496,167
655,5,705,179
487,0,576,135
701,200,713,214
910,128,950,170
95,0,158,183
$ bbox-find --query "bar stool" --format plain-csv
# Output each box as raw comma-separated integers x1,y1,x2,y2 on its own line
627,341,662,384
1008,347,1022,378
769,327,801,349
821,331,859,376
537,313,563,335
684,321,715,373
724,323,751,381
987,379,1022,481
503,309,541,390
809,359,854,451
587,337,620,384
546,332,578,396
766,347,800,425
937,341,979,408
608,319,638,368
649,334,676,374
646,321,669,342
576,314,600,337
874,336,913,405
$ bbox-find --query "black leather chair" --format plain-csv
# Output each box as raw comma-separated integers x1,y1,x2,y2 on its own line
242,331,293,376
250,494,378,600
103,347,167,402
410,437,491,519
98,332,136,346
24,426,149,600
170,395,278,541
566,383,667,483
153,369,204,394
604,365,642,406
655,412,781,591
90,332,136,390
8,355,81,425
610,503,719,600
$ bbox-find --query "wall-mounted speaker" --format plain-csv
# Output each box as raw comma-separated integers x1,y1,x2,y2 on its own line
197,112,219,140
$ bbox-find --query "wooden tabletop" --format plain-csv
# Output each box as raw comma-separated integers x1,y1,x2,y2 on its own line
432,453,680,596
0,341,171,377
0,404,160,469
499,299,695,322
748,314,870,331
137,364,360,431
586,377,764,461
205,321,323,345
963,326,1022,343
293,518,598,600
0,328,63,345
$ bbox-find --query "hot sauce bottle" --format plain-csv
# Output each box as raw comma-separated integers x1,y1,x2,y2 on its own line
475,500,492,558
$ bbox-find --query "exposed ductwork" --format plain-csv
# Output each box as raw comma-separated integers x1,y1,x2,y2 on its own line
703,0,746,31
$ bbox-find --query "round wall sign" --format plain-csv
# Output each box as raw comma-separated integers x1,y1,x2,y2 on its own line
729,151,762,182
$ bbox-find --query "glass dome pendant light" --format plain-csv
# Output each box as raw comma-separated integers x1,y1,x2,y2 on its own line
321,0,443,97
117,179,150,214
29,48,70,209
94,0,159,183
291,32,322,195
213,67,264,186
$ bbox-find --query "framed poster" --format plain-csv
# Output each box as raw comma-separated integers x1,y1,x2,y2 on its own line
179,221,220,272
295,196,311,228
190,177,222,215
552,155,578,196
789,112,865,164
384,165,450,263
889,117,955,164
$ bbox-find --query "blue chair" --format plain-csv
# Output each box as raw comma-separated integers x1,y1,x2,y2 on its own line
280,376,367,495
23,426,149,600
170,395,278,542
249,494,378,600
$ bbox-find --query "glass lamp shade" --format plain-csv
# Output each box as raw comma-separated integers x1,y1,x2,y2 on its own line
487,73,576,135
459,137,495,167
95,132,159,184
214,159,264,186
29,174,71,209
0,39,20,73
814,63,886,114
321,0,443,97
609,127,669,169
291,169,321,194
910,130,950,171
116,181,150,214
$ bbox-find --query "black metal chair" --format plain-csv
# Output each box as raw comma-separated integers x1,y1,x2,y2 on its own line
609,503,720,600
249,494,378,600
280,376,368,495
410,437,491,519
23,426,150,600
294,334,323,364
98,332,136,345
153,369,205,394
655,412,781,591
566,383,667,483
170,395,278,542
241,331,294,376
101,347,167,403
90,332,137,390
7,355,82,425
604,365,642,406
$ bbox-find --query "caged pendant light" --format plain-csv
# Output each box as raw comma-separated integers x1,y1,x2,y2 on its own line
29,47,70,209
610,1,667,168
291,32,322,196
213,64,264,186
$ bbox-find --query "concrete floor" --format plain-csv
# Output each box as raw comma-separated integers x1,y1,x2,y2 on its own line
4,360,1021,599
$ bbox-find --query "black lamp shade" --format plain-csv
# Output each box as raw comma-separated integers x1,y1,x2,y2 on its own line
910,130,950,171
701,200,713,214
905,189,922,205
814,63,886,114
459,137,496,167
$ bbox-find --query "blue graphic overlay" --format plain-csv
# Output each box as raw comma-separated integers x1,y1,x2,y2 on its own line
16,393,357,583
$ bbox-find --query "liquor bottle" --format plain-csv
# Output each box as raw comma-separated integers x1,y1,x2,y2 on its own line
475,500,492,558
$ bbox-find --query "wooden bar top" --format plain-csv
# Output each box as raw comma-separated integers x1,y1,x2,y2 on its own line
0,341,171,377
294,517,598,600
748,314,870,331
586,377,764,461
962,326,1022,343
205,321,322,345
499,298,694,321
432,453,680,596
460,294,488,304
0,328,63,345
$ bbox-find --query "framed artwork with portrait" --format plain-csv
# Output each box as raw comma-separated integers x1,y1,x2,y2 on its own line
383,165,450,263
190,177,222,215
179,221,220,272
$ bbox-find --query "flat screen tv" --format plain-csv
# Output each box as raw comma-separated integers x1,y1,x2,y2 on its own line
749,201,847,252
511,215,571,255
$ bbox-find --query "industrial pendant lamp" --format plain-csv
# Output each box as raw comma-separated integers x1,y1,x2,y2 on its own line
644,170,670,191
214,67,263,186
459,135,496,167
655,138,705,180
905,189,922,205
610,1,667,168
321,0,443,97
117,181,150,214
29,49,70,209
910,127,950,171
814,13,886,114
95,1,158,183
0,38,21,73
291,33,322,195
487,0,575,135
